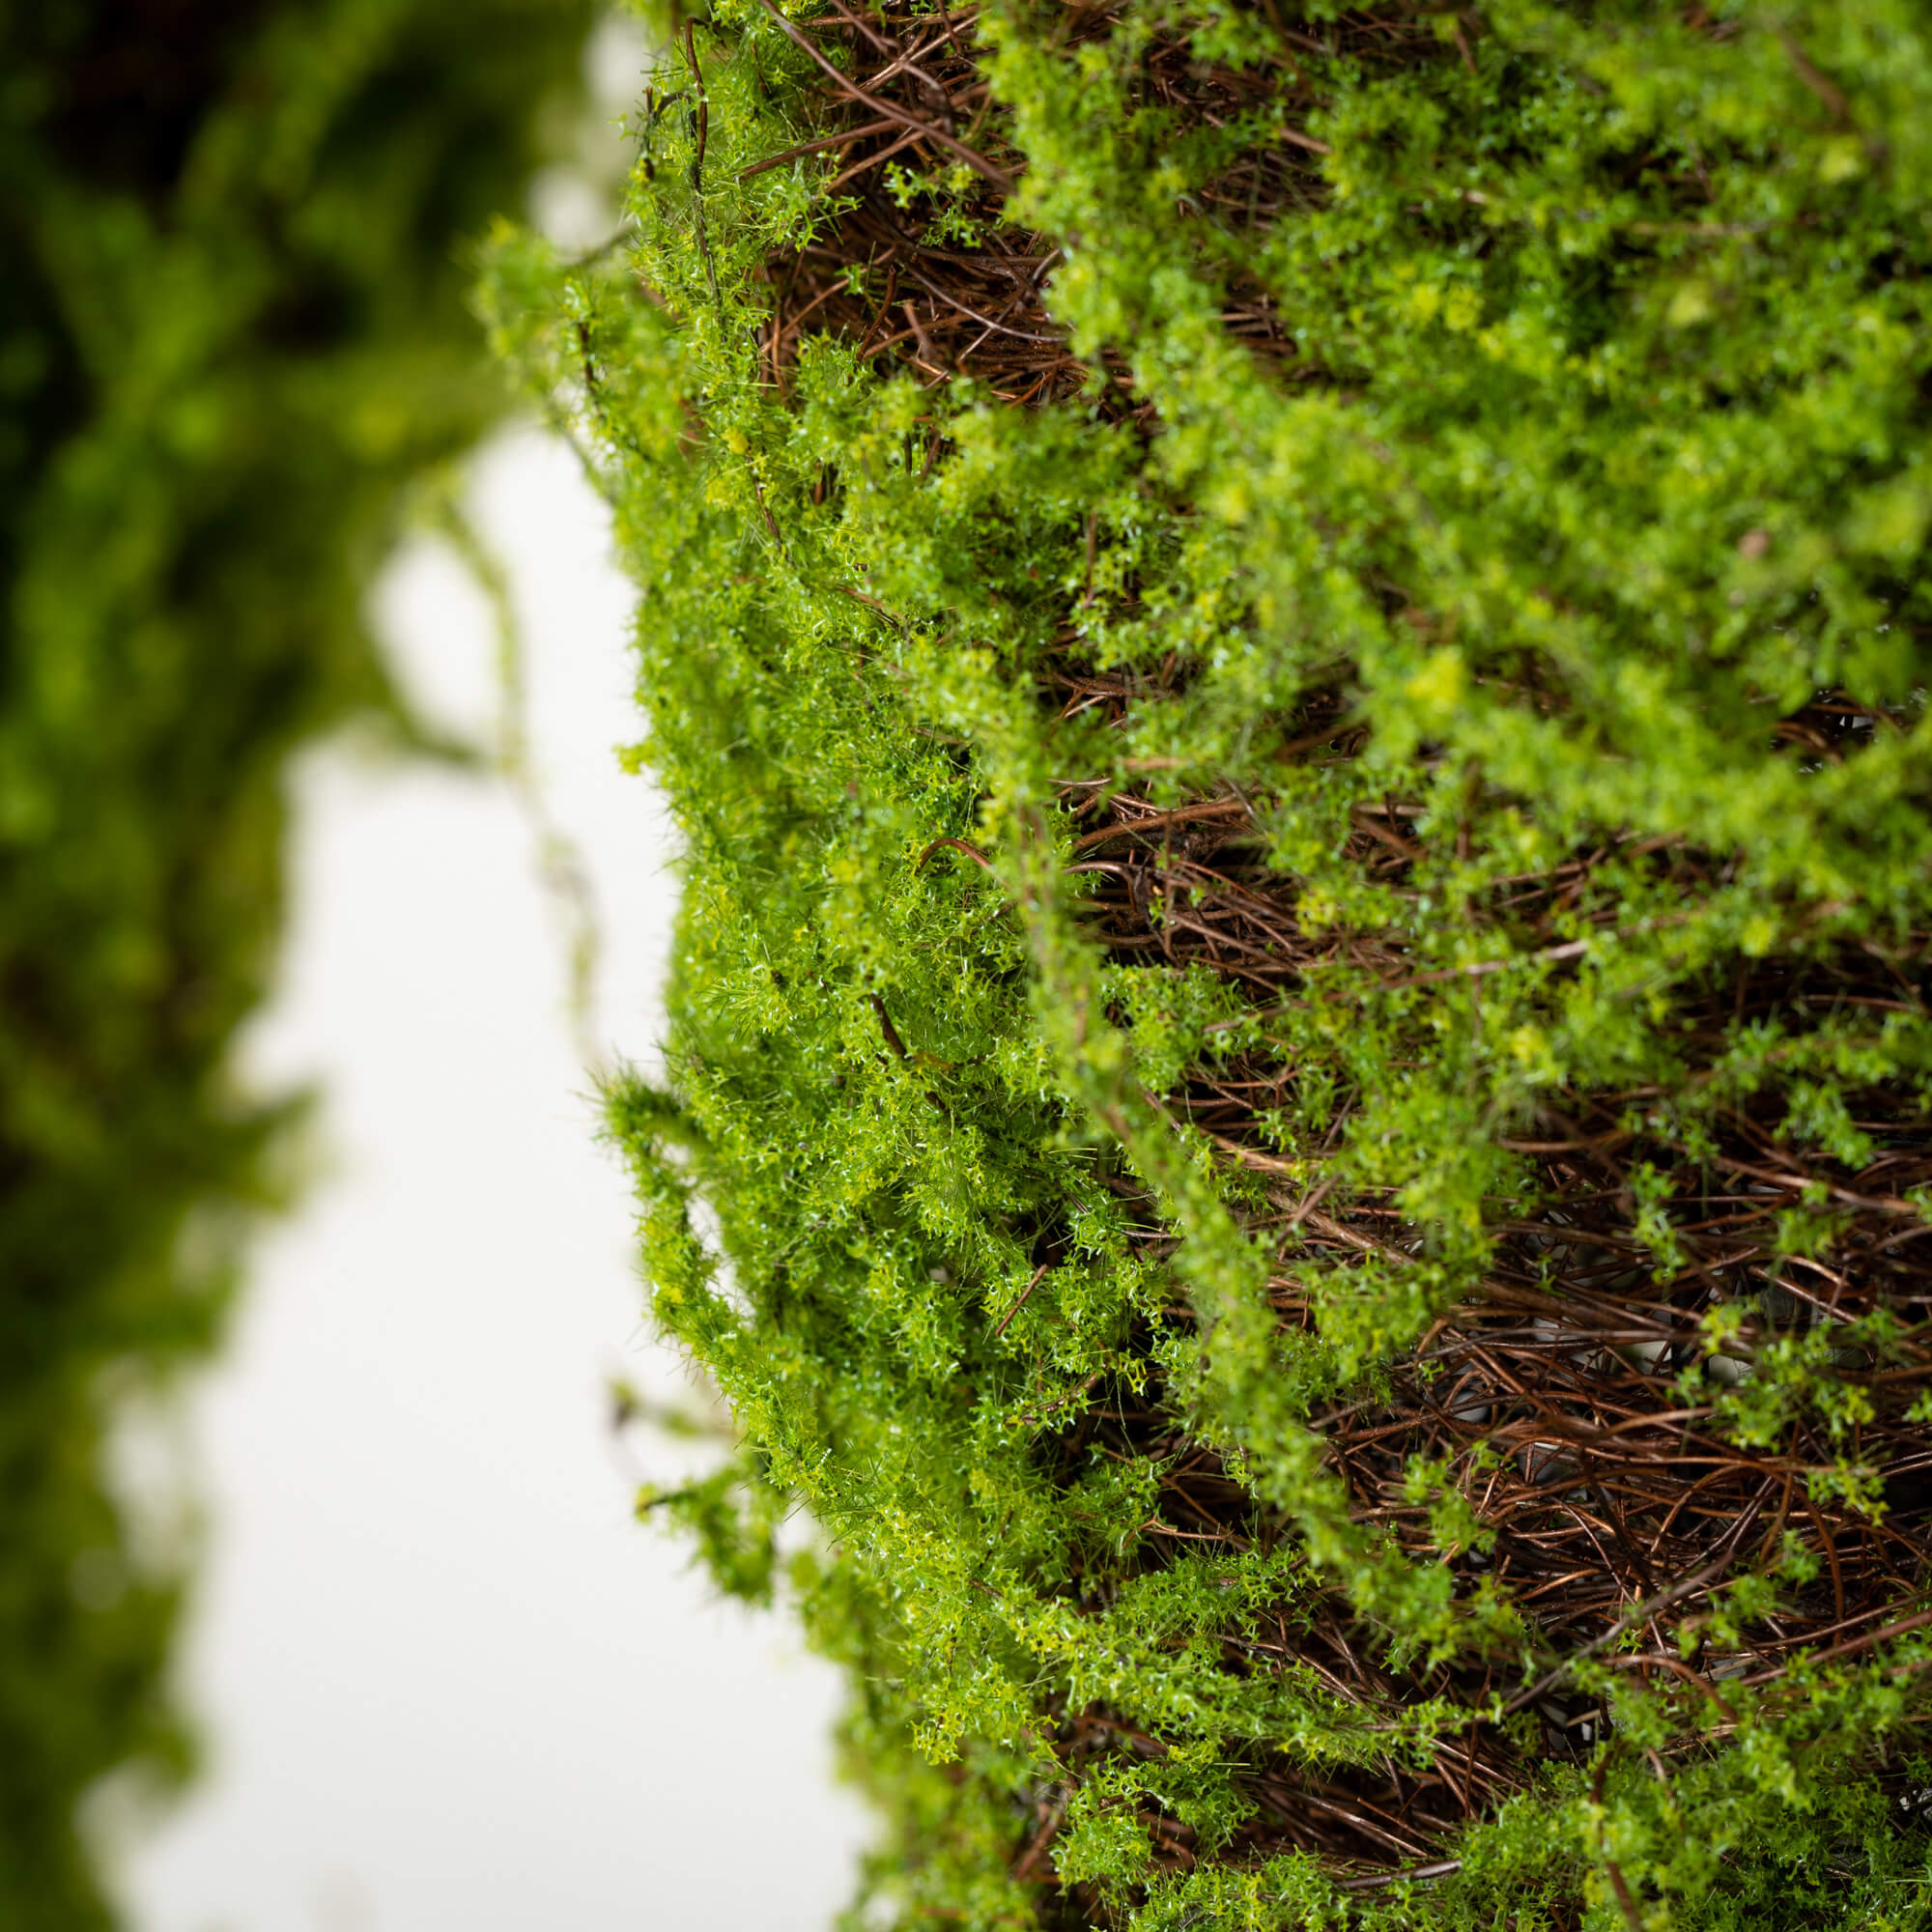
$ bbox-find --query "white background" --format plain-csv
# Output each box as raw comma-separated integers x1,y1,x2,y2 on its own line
118,425,872,1932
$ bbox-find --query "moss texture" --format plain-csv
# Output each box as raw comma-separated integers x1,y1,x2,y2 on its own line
489,2,1932,1925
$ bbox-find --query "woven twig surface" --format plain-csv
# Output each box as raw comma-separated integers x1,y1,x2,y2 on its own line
726,0,1932,1904
1046,734,1932,1888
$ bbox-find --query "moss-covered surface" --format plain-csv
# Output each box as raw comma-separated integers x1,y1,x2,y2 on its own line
490,2,1932,1925
0,3,591,1921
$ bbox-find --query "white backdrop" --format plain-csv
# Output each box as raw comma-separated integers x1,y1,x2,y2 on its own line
120,428,872,1932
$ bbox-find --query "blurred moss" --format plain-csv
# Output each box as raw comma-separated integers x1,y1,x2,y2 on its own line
0,0,593,1921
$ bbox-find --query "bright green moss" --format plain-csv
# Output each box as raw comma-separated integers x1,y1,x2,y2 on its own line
491,3,1932,1923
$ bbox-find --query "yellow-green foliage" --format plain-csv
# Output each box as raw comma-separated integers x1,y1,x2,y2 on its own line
0,2,590,1921
487,3,1932,1924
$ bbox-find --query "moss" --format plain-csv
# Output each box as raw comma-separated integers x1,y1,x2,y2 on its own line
492,2,1932,1924
0,2,592,1921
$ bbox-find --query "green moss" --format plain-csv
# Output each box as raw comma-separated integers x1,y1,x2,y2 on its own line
0,2,591,1921
491,3,1932,1923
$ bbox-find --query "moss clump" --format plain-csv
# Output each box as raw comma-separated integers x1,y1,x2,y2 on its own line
490,2,1932,1924
0,2,591,1921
